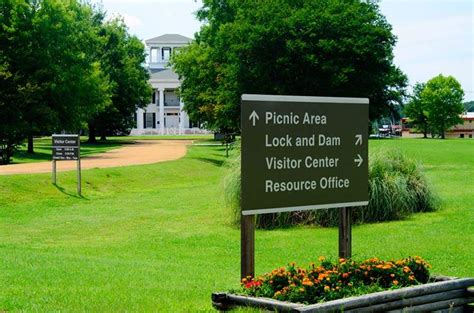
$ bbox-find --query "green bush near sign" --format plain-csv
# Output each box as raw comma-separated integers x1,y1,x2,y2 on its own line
224,142,438,228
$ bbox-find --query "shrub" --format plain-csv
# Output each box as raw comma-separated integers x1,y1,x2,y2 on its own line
223,144,438,228
238,256,431,304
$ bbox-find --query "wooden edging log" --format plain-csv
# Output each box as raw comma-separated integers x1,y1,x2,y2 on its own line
212,278,474,312
344,289,468,313
295,278,474,312
212,292,304,312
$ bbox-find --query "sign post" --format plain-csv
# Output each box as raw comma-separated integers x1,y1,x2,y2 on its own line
51,134,81,195
241,94,369,279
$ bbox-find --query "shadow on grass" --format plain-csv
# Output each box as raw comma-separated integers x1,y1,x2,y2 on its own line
53,184,88,200
194,157,225,167
12,151,51,163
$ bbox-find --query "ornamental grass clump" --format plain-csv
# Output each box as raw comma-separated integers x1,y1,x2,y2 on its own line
239,256,431,304
224,144,438,228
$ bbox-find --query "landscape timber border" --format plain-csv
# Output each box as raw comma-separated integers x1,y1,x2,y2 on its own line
212,276,474,312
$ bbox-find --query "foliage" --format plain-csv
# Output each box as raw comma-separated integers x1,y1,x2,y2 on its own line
464,101,474,112
404,75,464,139
88,17,152,142
404,83,429,138
0,0,111,154
225,144,438,228
172,0,407,132
239,256,431,304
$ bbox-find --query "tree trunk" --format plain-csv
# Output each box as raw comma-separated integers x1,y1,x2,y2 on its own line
100,132,107,141
423,122,428,138
88,123,97,143
27,134,34,153
441,122,445,139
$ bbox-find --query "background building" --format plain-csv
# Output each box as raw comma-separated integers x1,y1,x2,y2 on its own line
131,34,207,135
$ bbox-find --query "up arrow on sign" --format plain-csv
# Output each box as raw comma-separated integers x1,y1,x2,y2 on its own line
355,134,362,146
354,154,363,167
249,110,259,126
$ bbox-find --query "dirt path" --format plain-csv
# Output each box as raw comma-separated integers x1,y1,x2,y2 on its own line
0,140,191,176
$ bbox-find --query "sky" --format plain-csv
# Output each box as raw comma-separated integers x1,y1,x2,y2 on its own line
99,0,474,101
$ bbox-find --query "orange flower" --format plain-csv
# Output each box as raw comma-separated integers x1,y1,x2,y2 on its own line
324,285,330,291
342,273,349,279
318,273,326,280
393,280,399,285
302,278,314,287
390,274,395,278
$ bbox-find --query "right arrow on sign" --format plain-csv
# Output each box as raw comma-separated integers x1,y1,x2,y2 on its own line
249,111,259,126
355,134,362,145
354,154,363,167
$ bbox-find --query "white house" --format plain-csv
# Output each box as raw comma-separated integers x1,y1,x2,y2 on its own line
131,34,207,135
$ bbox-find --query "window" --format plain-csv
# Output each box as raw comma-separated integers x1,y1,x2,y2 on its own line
152,91,156,104
144,113,156,128
150,48,159,63
162,47,171,61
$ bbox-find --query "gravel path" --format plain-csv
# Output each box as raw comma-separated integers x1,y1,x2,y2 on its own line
0,140,191,176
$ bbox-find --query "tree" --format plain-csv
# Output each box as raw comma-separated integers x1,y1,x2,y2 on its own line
464,101,474,112
172,0,407,132
88,18,152,142
404,83,429,138
422,75,464,139
0,0,111,155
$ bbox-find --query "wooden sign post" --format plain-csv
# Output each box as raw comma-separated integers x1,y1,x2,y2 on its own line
52,134,81,196
240,94,369,279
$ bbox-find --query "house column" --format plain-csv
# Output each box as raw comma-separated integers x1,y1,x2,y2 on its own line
159,87,165,135
179,99,185,135
137,108,144,129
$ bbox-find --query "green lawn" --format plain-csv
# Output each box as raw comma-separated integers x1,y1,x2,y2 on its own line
12,135,215,164
0,138,472,311
12,137,129,164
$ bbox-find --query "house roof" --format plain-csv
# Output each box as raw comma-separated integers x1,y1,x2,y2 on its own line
150,69,179,81
145,34,192,45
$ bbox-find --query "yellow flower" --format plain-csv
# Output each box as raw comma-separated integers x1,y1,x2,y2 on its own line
339,258,346,263
318,256,326,262
390,274,395,278
324,285,330,291
299,288,305,292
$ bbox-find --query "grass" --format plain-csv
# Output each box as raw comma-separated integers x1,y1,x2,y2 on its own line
0,138,473,311
12,137,129,164
12,135,215,164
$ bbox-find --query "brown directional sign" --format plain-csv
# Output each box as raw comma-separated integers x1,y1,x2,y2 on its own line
241,94,369,215
52,134,79,161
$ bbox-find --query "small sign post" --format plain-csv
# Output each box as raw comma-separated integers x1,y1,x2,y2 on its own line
52,134,81,195
240,94,369,279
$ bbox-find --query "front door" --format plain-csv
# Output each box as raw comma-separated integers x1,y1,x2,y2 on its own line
165,114,179,129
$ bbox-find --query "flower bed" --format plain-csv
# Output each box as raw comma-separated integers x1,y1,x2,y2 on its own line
212,257,474,312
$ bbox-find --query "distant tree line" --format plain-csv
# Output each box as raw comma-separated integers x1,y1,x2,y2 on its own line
0,0,152,164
